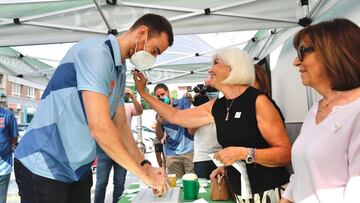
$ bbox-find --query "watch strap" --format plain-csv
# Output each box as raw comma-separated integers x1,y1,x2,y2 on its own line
140,159,152,167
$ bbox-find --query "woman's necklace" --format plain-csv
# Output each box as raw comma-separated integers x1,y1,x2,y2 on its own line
317,94,341,113
225,99,235,121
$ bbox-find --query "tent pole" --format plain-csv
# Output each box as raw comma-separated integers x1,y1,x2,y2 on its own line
20,21,106,34
0,4,94,26
255,30,276,61
168,0,257,22
121,1,198,12
19,58,51,80
22,4,94,22
0,56,19,76
308,0,324,18
151,69,208,75
93,0,114,32
214,11,298,24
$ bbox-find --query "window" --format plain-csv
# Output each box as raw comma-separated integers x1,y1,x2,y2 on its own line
38,90,43,99
12,83,21,96
0,74,3,87
26,87,35,98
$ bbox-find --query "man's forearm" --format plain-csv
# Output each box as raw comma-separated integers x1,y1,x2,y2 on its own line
92,119,147,180
119,123,144,162
113,112,145,163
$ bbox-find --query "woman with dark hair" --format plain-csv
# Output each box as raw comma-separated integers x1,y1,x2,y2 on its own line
281,18,360,202
254,64,271,96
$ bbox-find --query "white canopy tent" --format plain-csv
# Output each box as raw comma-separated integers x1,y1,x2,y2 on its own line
0,0,359,124
1,35,218,85
0,0,300,46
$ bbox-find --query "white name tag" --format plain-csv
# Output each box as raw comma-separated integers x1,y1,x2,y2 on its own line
331,122,342,132
234,112,242,118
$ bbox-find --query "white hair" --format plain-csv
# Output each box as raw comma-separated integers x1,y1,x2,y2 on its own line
213,48,255,85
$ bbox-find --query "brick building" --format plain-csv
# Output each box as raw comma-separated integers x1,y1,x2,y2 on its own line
0,73,45,124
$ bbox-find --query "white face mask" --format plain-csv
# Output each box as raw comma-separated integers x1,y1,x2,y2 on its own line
130,34,156,71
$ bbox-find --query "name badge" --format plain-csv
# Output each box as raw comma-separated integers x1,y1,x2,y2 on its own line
234,112,241,118
331,122,342,132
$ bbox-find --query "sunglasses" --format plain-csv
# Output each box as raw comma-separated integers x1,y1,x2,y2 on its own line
297,46,314,61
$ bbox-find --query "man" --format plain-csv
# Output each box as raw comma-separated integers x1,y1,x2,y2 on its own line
94,88,143,203
14,13,172,202
0,107,18,203
154,83,194,178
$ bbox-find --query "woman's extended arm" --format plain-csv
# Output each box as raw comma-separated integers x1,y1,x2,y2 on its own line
133,71,214,128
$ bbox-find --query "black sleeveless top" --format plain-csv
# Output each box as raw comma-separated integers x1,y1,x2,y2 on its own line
212,86,289,195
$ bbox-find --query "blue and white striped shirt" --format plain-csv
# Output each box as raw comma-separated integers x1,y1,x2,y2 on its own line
15,35,126,182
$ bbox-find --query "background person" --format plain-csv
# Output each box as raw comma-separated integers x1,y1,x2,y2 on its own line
124,87,143,127
254,64,271,95
281,18,360,203
188,86,222,179
14,13,173,202
153,83,194,178
0,107,18,203
133,47,291,202
151,121,165,168
94,87,143,203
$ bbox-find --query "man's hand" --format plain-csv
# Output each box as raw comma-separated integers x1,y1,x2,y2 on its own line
143,165,169,196
213,147,245,166
132,70,148,95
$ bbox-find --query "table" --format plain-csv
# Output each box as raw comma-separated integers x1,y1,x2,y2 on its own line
118,182,234,203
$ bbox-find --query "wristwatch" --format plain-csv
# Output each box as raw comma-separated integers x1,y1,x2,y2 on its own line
140,159,152,167
245,148,255,164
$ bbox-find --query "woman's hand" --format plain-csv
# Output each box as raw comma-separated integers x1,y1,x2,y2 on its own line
132,70,148,95
214,147,245,166
210,166,225,179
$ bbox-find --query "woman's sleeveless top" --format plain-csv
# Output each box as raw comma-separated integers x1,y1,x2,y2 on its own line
212,86,289,194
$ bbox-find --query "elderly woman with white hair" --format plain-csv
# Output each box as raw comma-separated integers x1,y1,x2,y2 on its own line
133,47,291,202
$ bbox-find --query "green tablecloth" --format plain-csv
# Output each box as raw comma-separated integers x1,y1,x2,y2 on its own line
118,182,234,203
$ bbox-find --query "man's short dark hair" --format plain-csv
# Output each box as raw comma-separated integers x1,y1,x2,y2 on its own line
154,83,169,93
130,13,174,46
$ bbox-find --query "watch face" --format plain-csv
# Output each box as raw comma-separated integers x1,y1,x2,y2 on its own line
246,156,253,164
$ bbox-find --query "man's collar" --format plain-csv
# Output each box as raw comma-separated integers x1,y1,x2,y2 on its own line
107,34,122,67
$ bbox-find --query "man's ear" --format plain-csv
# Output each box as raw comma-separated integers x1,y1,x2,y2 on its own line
136,25,148,37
